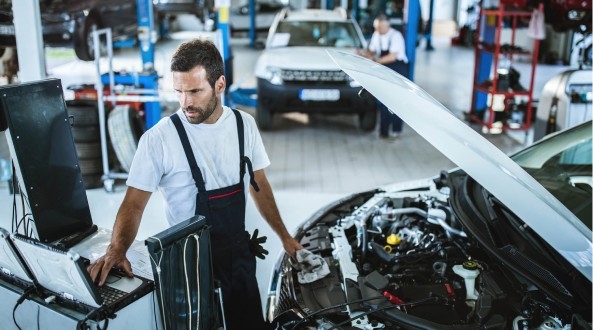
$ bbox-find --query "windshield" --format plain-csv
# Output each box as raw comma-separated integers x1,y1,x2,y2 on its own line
511,122,592,228
272,21,363,48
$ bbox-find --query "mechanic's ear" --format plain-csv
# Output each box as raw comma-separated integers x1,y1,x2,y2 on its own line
216,75,226,93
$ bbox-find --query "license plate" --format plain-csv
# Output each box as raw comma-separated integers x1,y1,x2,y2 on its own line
299,89,340,101
0,25,15,35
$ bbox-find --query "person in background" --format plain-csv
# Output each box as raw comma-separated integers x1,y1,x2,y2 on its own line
357,14,409,140
87,38,302,329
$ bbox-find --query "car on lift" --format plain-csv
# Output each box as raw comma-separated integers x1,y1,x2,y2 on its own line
265,51,592,329
254,8,377,131
0,0,138,61
153,0,215,26
229,0,288,33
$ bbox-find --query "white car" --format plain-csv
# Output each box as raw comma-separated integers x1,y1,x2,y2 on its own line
254,8,377,131
265,51,592,329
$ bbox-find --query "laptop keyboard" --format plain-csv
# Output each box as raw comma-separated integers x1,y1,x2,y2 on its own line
99,285,126,305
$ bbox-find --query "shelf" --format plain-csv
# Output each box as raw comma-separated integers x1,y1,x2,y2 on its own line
468,3,543,132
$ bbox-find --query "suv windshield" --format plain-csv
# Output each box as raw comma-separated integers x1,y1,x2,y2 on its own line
511,122,592,228
273,21,363,48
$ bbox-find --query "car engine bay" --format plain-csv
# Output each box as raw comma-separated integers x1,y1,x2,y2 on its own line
268,176,590,329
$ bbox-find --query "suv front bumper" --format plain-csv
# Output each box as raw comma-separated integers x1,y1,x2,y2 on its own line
257,78,376,114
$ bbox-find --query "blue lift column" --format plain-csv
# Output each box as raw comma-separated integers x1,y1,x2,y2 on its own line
248,0,257,47
102,0,161,129
473,16,496,118
216,0,232,106
135,0,161,128
405,0,421,81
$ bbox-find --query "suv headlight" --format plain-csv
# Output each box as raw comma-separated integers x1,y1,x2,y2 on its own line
567,9,587,21
264,66,283,85
348,76,362,88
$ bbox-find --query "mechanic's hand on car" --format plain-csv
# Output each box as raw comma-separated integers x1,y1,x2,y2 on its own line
87,245,133,286
248,229,269,260
283,237,304,259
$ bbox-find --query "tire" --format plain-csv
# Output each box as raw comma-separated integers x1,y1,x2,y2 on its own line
75,142,102,159
359,108,377,132
74,15,103,61
82,173,103,189
72,125,101,142
79,158,103,175
256,103,273,130
108,105,145,173
66,100,100,126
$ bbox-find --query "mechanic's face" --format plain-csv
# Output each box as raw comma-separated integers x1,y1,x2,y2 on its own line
173,66,225,124
374,20,390,35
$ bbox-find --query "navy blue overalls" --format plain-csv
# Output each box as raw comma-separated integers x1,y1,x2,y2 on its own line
379,33,409,136
170,109,269,329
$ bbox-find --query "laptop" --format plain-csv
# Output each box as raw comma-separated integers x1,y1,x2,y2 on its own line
0,227,35,289
10,233,154,318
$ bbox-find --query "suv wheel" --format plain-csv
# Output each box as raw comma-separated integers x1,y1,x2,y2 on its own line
359,108,377,131
256,103,273,130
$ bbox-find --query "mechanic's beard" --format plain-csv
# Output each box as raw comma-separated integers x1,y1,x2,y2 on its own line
183,92,218,124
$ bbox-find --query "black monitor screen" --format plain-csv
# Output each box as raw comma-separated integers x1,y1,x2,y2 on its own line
0,78,93,244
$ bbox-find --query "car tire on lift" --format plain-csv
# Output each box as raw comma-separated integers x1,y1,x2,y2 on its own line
358,108,377,132
256,103,273,130
74,14,103,62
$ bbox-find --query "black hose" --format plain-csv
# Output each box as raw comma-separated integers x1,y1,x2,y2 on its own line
370,242,396,264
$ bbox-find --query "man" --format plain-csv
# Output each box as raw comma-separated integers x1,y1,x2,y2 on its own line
358,14,409,140
88,38,302,329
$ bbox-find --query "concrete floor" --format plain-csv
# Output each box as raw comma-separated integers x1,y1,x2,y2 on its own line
0,19,578,316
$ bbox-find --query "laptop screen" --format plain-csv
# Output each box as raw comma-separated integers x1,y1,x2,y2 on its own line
10,233,102,307
0,228,34,285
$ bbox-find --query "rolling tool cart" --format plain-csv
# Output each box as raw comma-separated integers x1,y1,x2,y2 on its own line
90,28,160,192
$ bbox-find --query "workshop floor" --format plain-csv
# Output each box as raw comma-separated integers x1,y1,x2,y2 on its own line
0,20,575,315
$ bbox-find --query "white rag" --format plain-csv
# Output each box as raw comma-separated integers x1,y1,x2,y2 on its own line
294,248,330,284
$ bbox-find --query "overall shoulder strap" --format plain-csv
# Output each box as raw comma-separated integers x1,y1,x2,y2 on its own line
231,109,260,192
170,113,206,191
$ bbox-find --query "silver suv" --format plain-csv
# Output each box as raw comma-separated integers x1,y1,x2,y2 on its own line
254,8,377,130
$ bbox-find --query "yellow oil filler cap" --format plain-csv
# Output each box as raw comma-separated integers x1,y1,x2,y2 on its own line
386,234,401,246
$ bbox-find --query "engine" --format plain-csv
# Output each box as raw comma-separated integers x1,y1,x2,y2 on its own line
272,187,577,330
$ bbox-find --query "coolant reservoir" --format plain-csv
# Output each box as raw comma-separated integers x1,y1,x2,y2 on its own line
453,261,480,302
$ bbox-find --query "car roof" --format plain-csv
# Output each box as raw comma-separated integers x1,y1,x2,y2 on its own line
282,8,348,22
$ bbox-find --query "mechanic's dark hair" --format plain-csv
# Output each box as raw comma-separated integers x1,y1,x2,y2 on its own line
375,13,390,24
170,38,224,88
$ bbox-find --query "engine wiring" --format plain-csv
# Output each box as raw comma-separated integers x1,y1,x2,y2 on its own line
325,296,446,330
289,296,389,330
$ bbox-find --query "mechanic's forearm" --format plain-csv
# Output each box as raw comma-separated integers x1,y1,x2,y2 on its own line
108,187,151,254
250,174,292,241
108,208,142,254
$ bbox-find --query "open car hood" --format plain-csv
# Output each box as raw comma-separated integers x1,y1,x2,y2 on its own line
327,50,592,281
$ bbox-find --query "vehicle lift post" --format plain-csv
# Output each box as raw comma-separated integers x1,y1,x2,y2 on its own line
216,0,232,106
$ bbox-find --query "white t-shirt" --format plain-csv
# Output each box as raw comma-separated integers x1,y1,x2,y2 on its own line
368,28,408,63
126,106,270,226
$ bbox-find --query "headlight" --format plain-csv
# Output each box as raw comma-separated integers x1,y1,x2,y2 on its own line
264,66,283,85
567,9,587,21
348,76,362,87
